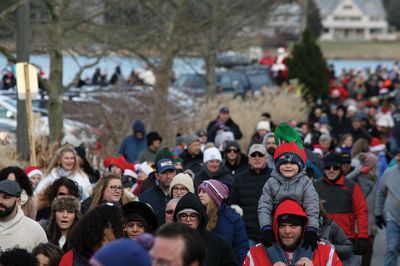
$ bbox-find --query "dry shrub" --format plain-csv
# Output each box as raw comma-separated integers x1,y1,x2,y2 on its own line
0,145,24,169
35,136,60,169
190,90,309,151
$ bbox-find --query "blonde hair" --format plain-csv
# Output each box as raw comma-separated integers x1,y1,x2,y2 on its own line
45,145,82,176
205,199,219,231
89,174,121,210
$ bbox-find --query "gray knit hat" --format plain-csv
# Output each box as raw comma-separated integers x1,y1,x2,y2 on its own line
184,134,200,147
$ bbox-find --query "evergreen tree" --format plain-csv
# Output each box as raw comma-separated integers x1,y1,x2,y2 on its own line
307,0,322,38
385,0,400,30
287,29,329,104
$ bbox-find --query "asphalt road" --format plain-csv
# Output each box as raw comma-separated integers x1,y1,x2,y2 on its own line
371,228,400,265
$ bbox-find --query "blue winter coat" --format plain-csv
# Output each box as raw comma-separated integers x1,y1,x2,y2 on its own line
118,120,147,163
213,203,249,265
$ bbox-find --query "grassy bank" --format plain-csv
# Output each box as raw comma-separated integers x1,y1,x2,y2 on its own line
318,41,400,60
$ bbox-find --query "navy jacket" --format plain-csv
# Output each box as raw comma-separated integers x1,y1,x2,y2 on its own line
139,183,170,225
214,204,249,265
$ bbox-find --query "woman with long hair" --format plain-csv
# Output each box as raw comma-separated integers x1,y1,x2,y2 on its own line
47,196,81,252
81,174,135,214
0,166,36,219
36,177,80,223
35,145,91,201
198,179,249,265
59,203,124,265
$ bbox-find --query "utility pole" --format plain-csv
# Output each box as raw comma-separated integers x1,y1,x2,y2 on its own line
16,0,31,159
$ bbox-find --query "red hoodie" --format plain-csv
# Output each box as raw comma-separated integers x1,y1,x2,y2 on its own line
243,199,342,266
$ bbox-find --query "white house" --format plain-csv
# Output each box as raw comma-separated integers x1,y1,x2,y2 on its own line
316,0,396,41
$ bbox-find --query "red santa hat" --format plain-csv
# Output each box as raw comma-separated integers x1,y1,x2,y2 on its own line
369,138,385,152
24,166,43,178
123,163,137,178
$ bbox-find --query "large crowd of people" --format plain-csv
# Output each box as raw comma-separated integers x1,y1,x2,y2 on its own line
0,62,400,266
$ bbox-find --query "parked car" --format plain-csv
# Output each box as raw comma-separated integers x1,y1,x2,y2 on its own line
171,73,207,95
216,70,250,97
233,65,273,92
216,52,252,68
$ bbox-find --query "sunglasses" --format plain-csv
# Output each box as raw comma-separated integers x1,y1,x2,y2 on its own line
226,149,238,154
165,209,174,215
250,152,264,158
324,165,340,171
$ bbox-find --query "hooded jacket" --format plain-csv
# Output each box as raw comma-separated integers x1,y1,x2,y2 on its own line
258,168,319,230
243,199,342,266
173,193,237,266
118,120,147,163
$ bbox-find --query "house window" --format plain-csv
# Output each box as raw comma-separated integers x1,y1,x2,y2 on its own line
350,17,361,21
334,16,346,21
343,5,352,10
324,28,329,33
370,28,383,34
370,17,380,21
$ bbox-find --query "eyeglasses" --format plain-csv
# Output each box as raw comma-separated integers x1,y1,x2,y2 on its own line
172,186,188,192
108,185,123,192
250,152,265,158
165,209,174,215
226,149,238,154
324,165,340,171
178,213,199,221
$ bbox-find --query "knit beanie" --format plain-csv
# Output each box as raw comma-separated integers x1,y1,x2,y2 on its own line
198,180,229,207
274,142,307,171
169,173,195,195
90,239,151,266
203,147,222,163
146,131,162,146
184,134,200,147
323,153,342,167
154,147,174,165
274,123,304,149
256,121,271,132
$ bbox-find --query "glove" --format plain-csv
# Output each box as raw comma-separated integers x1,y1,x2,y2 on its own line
375,215,386,229
353,238,369,255
261,227,275,247
302,227,319,251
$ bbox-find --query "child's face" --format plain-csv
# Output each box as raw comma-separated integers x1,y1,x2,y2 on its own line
279,163,299,178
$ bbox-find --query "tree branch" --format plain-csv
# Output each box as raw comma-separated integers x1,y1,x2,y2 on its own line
0,0,29,21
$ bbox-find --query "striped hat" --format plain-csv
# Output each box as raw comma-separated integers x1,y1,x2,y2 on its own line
198,180,229,206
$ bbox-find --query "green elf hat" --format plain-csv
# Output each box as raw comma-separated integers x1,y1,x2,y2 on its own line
274,122,304,149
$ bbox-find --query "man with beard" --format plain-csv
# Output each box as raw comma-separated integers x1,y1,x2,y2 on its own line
0,180,47,252
262,133,277,167
244,199,342,266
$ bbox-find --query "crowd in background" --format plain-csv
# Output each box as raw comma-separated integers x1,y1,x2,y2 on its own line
0,62,400,266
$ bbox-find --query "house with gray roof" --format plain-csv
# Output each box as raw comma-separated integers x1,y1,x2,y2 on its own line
316,0,395,40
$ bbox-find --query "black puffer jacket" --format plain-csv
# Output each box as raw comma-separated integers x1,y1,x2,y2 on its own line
230,166,272,241
174,193,237,266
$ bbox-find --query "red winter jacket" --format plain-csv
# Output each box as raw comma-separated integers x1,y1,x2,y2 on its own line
244,199,342,266
314,175,369,239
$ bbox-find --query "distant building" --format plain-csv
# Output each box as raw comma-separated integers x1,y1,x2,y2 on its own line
316,0,396,41
265,3,302,37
